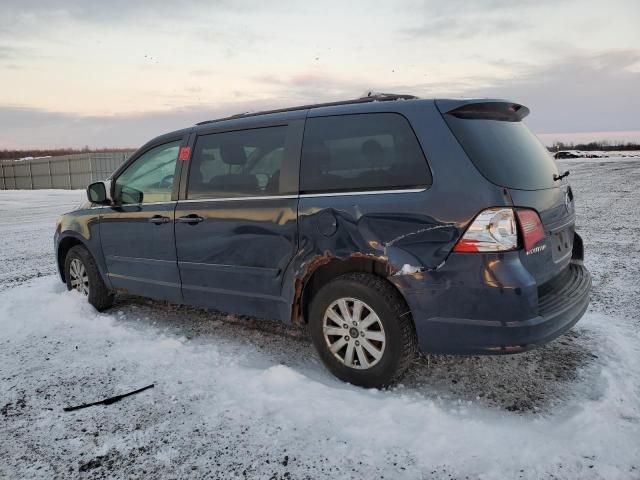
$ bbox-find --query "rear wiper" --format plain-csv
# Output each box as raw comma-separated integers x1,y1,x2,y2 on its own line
553,170,570,181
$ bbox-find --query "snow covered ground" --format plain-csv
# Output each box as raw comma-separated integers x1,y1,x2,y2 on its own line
0,190,84,292
554,150,640,159
1,160,639,479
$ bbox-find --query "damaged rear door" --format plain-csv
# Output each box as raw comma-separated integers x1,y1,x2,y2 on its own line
296,112,457,275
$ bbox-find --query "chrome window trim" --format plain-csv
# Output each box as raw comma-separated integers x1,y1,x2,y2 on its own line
90,200,177,209
179,188,425,203
90,188,426,208
180,195,298,203
299,188,426,198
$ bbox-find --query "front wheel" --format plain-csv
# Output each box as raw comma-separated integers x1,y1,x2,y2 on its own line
64,245,114,311
309,273,417,388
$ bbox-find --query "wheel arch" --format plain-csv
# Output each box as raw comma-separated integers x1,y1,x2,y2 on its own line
56,235,88,282
294,255,413,326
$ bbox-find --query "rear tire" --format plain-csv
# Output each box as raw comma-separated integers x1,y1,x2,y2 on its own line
64,245,114,311
309,273,417,388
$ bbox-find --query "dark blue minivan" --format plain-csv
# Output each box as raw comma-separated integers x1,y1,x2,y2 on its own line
55,94,591,387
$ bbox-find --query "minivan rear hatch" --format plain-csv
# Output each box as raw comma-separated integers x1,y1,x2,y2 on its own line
437,99,560,191
437,99,575,285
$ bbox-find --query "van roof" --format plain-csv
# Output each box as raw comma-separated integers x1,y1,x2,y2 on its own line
194,93,419,126
135,95,526,159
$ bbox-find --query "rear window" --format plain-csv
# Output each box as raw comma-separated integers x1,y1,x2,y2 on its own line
444,114,559,190
300,113,431,193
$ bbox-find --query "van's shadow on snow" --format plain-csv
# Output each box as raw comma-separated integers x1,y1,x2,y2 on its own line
111,294,599,414
402,329,598,412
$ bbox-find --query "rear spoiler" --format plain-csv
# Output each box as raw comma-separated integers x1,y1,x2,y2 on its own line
436,99,530,122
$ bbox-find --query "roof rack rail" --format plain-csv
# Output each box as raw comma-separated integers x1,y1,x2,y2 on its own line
195,93,418,126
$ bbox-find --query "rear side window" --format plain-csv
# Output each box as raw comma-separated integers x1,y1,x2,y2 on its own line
443,112,559,190
300,113,431,193
187,126,287,199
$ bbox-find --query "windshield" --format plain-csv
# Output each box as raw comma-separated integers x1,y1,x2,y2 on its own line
444,115,560,190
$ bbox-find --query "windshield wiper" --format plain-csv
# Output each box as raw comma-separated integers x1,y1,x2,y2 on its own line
553,170,570,181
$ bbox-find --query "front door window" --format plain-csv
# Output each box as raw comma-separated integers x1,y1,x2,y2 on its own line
115,141,180,204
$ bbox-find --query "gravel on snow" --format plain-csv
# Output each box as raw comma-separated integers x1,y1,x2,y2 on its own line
0,161,639,479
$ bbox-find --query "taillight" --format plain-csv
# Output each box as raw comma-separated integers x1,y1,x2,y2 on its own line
515,209,545,251
453,207,546,253
453,208,518,252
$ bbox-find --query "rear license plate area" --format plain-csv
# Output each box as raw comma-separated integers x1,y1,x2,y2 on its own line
551,226,574,262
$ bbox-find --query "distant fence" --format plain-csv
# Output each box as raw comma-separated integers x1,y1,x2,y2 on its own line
0,151,135,190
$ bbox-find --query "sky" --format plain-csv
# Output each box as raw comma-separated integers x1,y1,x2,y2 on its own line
0,0,639,149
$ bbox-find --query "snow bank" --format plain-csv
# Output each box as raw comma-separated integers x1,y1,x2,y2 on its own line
0,189,84,292
1,277,638,479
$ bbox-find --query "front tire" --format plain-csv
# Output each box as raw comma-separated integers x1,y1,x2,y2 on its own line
309,273,417,388
64,245,114,311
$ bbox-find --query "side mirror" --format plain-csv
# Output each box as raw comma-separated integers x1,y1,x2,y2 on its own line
87,181,110,205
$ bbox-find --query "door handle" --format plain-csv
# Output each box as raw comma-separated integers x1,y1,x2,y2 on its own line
149,215,170,224
177,214,204,225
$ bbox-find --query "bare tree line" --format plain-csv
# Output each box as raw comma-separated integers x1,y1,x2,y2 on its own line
2,140,639,161
548,141,640,152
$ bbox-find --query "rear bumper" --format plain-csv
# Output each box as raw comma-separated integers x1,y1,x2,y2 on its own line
395,257,591,354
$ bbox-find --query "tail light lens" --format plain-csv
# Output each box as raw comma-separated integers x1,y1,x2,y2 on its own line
453,208,518,252
454,207,546,253
515,209,545,251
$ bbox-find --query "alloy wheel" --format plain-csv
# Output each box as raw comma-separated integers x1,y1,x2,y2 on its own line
322,297,386,370
69,258,90,296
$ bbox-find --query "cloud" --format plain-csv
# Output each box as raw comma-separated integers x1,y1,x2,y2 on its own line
0,45,44,66
0,46,16,59
407,0,569,16
1,0,215,22
0,0,284,38
401,16,529,40
398,0,567,40
190,69,215,77
0,0,238,39
376,49,640,134
0,101,281,149
537,130,640,145
0,45,26,60
451,49,640,133
2,49,638,148
254,71,364,98
0,72,369,147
